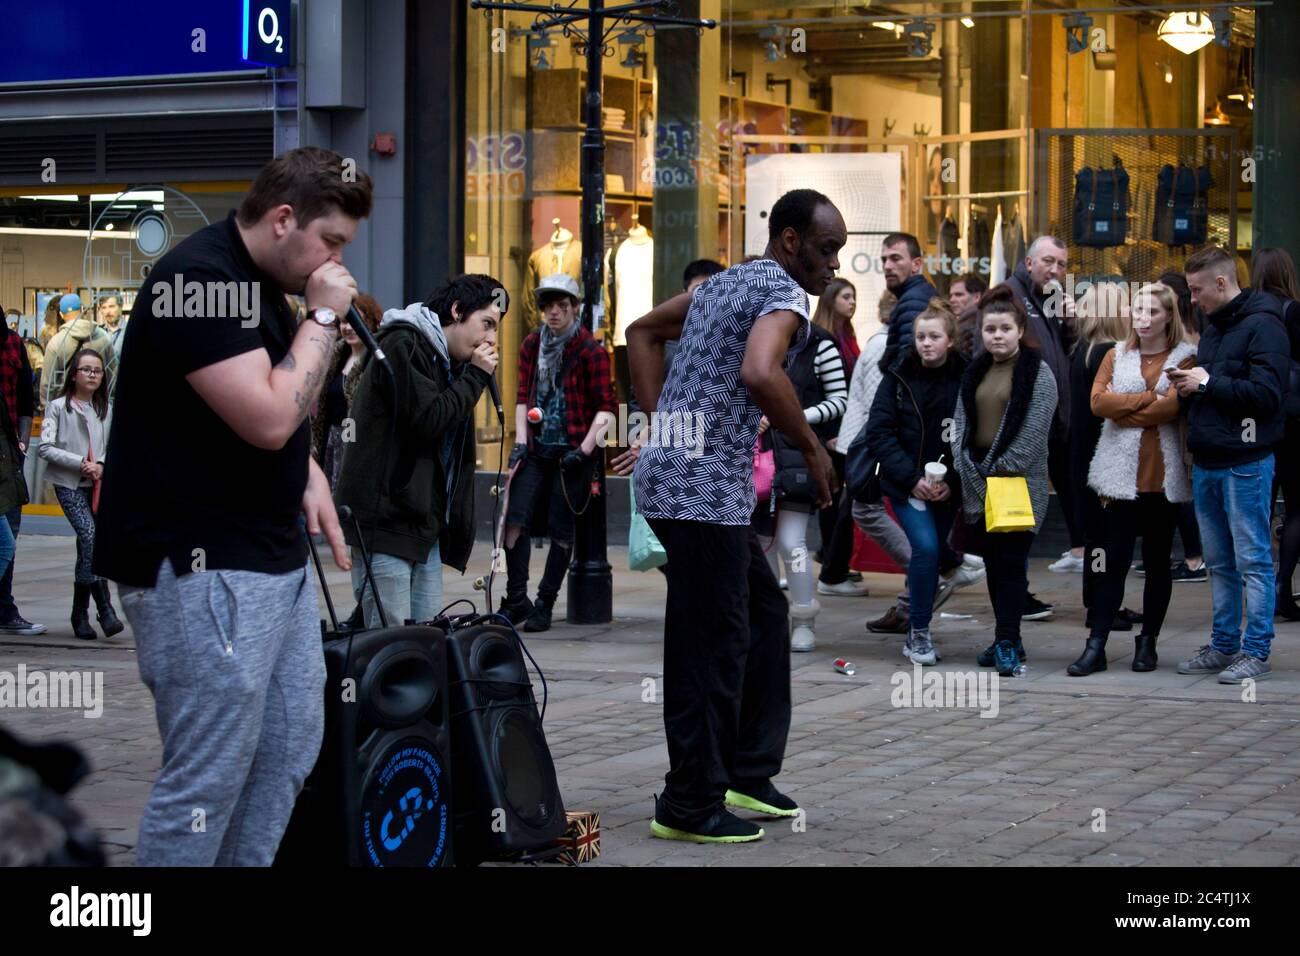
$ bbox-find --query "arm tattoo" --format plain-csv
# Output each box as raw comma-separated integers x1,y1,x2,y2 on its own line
276,352,298,372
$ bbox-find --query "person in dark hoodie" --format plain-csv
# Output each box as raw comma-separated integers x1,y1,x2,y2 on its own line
334,274,503,628
879,232,937,372
1005,234,1072,616
1172,245,1290,684
864,298,967,666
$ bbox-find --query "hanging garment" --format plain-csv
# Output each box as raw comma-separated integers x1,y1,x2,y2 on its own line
937,215,960,295
989,206,1006,286
1073,165,1130,247
612,235,654,348
1153,165,1213,246
1001,210,1026,274
968,211,992,279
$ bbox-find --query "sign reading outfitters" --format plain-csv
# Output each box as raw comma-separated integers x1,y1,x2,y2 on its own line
362,740,450,867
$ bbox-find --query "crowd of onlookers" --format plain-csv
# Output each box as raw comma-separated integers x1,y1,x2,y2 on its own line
754,231,1298,685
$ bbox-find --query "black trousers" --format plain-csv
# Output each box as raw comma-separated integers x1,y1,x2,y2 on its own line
648,518,791,827
1081,486,1103,610
1089,493,1180,642
1049,428,1083,550
818,454,856,584
966,522,1034,645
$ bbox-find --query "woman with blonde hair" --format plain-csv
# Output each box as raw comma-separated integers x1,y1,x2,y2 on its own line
1070,282,1196,675
1068,283,1142,632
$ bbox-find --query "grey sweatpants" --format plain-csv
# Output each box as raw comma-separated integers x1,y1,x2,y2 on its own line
119,558,325,866
852,500,911,608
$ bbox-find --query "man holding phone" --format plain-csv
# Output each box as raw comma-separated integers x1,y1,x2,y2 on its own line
1171,246,1289,684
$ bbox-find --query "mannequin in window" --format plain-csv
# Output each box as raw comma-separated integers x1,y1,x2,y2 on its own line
609,215,654,403
523,219,582,330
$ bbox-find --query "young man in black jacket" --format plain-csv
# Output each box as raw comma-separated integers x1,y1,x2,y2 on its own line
1172,246,1290,684
334,275,502,627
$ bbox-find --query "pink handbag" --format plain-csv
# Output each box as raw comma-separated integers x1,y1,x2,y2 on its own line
753,436,775,501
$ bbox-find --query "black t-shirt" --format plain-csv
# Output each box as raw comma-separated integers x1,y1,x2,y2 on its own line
93,212,310,587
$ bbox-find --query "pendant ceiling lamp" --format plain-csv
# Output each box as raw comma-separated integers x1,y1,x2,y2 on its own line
1158,11,1216,55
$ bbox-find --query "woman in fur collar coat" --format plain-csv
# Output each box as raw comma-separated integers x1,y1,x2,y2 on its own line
1070,283,1197,676
952,286,1057,677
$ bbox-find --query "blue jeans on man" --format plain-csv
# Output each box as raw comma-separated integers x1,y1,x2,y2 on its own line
1193,455,1275,660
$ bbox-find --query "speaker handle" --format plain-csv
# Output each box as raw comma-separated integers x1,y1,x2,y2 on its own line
339,505,389,629
306,529,341,634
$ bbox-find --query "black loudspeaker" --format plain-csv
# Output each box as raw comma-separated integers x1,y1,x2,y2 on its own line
446,623,566,863
276,625,454,867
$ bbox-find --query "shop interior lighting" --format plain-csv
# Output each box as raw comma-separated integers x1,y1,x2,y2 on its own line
902,18,934,57
1158,11,1216,55
1204,98,1231,125
960,17,974,29
1209,8,1234,48
1064,13,1093,55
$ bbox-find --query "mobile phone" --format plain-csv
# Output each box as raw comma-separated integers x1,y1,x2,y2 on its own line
1164,366,1181,375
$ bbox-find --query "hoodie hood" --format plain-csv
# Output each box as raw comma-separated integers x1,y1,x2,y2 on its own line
379,302,451,367
1012,263,1047,310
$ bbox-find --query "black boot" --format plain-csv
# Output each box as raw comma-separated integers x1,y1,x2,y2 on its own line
1276,583,1300,622
523,597,555,632
1067,636,1108,676
499,538,533,624
90,579,125,637
71,583,97,641
1132,633,1158,672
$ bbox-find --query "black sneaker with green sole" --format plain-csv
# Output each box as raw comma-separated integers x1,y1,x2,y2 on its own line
725,781,801,818
650,796,764,843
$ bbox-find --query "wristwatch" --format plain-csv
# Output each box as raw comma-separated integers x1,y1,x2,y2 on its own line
307,307,339,328
1197,376,1209,394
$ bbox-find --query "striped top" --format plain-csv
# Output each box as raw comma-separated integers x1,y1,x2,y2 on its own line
805,336,849,425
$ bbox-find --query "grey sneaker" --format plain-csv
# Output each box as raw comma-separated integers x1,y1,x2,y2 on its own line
907,628,937,666
1217,654,1272,684
1177,644,1237,675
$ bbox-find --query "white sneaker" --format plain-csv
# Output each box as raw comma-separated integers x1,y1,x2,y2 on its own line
1048,551,1084,573
816,579,869,597
779,577,788,590
961,554,985,571
791,625,816,652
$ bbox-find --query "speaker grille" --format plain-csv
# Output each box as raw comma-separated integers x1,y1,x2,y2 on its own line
494,709,560,830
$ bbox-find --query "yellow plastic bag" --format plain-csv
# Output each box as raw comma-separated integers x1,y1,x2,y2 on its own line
985,476,1035,532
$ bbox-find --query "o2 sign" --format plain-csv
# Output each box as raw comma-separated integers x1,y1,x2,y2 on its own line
242,0,294,68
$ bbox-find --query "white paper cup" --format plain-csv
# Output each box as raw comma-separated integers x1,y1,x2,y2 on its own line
925,462,947,484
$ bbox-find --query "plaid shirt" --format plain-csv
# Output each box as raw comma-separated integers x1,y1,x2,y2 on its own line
0,328,34,443
516,324,615,448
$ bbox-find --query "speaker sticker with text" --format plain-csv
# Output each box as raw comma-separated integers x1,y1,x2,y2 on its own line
362,739,450,867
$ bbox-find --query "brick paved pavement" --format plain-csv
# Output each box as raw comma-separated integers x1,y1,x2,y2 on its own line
3,533,1299,867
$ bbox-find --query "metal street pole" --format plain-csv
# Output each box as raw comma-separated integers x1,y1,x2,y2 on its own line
569,0,614,624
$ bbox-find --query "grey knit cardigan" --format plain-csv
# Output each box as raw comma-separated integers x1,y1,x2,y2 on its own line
952,349,1058,533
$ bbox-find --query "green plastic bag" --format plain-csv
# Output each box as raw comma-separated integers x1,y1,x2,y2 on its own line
628,481,667,572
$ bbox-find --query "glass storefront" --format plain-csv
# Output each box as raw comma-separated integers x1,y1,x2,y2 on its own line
464,1,1257,450
1,183,247,512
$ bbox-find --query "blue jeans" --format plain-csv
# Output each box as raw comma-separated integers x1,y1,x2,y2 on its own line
1193,457,1275,660
350,541,443,629
0,510,14,585
889,497,956,632
0,505,17,616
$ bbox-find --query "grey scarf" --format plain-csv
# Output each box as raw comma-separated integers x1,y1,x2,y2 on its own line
537,318,580,399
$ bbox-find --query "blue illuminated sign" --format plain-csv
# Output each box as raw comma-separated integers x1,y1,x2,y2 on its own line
242,0,294,68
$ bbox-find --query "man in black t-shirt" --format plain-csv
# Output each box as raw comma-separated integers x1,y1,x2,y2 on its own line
94,148,373,866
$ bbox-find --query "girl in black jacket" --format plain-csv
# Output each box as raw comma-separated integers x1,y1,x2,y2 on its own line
864,299,967,665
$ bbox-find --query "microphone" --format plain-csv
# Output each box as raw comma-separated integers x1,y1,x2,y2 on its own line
345,304,390,374
486,372,505,425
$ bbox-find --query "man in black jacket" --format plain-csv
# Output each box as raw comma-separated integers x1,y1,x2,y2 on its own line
334,275,502,627
880,232,936,371
1172,246,1289,684
1007,235,1079,602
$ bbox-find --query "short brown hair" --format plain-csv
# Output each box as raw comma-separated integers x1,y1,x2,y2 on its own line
1184,245,1235,279
237,147,374,229
351,293,383,334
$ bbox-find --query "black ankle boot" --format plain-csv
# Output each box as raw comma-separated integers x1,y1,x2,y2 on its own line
1132,633,1158,672
71,583,97,641
523,597,555,632
1276,584,1300,622
91,579,124,637
499,540,532,624
1067,637,1108,676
